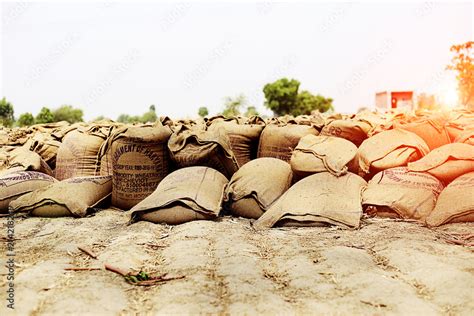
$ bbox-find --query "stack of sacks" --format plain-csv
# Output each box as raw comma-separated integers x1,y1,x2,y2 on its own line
206,116,265,167
426,171,474,227
130,167,228,225
9,175,112,217
290,134,357,180
223,158,292,219
168,125,239,178
355,129,430,178
455,130,474,146
362,167,444,221
23,132,62,170
407,143,474,183
254,172,367,229
0,171,57,213
257,119,319,162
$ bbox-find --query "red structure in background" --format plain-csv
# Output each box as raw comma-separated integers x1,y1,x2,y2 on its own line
376,91,414,111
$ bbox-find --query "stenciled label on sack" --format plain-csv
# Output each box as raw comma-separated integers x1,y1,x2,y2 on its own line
0,172,53,187
381,167,444,195
112,143,167,201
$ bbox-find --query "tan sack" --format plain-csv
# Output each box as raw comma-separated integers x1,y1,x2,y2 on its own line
357,129,429,175
362,167,444,221
223,158,292,219
290,134,357,179
0,171,57,213
131,167,228,225
257,123,319,162
103,125,172,210
426,171,474,227
394,114,451,150
408,143,474,183
207,116,265,167
454,130,474,146
168,125,239,178
55,127,107,180
0,147,53,177
254,172,367,229
9,175,112,217
320,119,372,147
23,133,62,169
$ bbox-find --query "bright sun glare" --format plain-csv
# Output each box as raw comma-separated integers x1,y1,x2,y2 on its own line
438,78,459,107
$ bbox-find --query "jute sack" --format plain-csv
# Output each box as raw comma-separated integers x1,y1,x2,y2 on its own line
0,171,57,213
425,172,474,227
290,134,357,179
9,175,112,217
104,125,173,210
207,116,265,167
257,123,319,162
23,133,62,169
407,143,474,183
254,172,367,229
320,119,372,147
168,125,239,178
223,158,292,219
55,127,107,180
130,167,228,225
394,114,451,150
454,130,474,146
0,147,53,177
357,129,430,176
362,167,444,221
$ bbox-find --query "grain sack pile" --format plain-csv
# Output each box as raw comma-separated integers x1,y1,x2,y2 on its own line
168,124,239,178
320,119,372,147
9,175,112,217
55,126,109,180
131,166,228,225
100,124,172,209
254,172,367,229
362,167,444,221
408,143,474,183
257,120,319,162
0,146,53,177
223,158,293,219
290,134,357,179
206,116,265,167
426,171,474,227
0,171,57,213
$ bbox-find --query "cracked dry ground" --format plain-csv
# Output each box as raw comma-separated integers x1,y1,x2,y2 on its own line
1,210,473,315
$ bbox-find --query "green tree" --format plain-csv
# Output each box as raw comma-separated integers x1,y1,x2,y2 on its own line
417,93,438,110
447,41,474,109
222,94,246,117
117,114,141,124
0,97,15,127
141,105,157,123
244,106,259,117
17,112,35,126
296,91,333,115
263,78,300,116
198,106,209,118
36,107,54,124
52,105,84,123
263,78,334,115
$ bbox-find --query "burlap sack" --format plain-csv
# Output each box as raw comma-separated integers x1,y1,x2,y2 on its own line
131,167,228,225
257,123,319,162
320,119,372,147
0,171,57,213
254,172,367,229
223,158,292,219
168,125,239,178
55,127,107,180
362,167,444,221
357,129,430,175
9,175,112,217
426,172,474,227
101,125,173,210
394,114,451,150
407,143,474,183
290,135,357,179
23,133,62,169
0,147,53,177
454,130,474,146
207,116,265,167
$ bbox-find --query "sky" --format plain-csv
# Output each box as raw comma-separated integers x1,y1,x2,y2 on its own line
1,1,473,120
